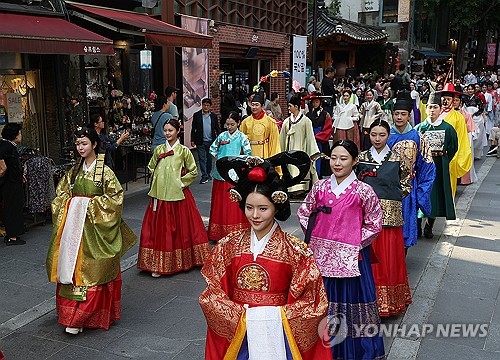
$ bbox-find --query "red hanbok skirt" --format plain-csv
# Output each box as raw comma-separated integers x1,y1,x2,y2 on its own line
208,180,250,241
138,189,210,274
56,272,121,330
371,227,412,316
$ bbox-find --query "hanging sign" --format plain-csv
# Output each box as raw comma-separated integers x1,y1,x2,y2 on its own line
292,35,307,88
6,93,23,123
140,49,152,69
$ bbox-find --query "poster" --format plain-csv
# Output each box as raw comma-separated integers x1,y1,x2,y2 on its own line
486,43,497,66
292,35,307,88
181,15,209,147
7,93,23,123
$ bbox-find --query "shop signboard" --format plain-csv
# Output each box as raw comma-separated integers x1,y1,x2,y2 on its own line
6,93,23,123
292,35,307,88
486,43,497,66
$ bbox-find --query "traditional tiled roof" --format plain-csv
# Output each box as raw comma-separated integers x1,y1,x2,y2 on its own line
308,9,388,44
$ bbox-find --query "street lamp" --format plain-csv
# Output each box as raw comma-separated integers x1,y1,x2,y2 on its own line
449,39,458,54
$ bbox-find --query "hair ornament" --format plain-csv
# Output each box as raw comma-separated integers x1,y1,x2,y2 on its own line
229,188,242,202
248,166,267,183
271,190,288,204
246,156,264,167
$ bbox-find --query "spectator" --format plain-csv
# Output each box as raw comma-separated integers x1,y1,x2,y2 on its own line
164,86,179,120
0,123,25,245
265,92,283,120
150,96,173,151
88,113,129,169
321,66,337,115
191,98,220,184
308,76,317,93
220,93,240,129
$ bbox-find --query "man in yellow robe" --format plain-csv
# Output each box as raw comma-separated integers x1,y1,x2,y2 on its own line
240,91,281,159
440,84,472,197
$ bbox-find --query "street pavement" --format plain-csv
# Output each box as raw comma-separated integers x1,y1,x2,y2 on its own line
0,155,499,359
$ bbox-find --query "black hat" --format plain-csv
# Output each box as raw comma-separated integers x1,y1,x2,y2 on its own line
288,94,302,108
428,92,441,106
216,151,311,221
165,86,179,97
394,90,413,112
252,90,265,105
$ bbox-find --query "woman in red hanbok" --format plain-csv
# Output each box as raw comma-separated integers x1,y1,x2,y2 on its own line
200,151,331,360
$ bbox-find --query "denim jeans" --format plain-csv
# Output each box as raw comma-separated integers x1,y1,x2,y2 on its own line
198,141,212,178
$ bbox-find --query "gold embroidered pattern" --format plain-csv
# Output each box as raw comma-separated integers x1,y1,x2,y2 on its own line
376,283,412,317
236,263,270,291
137,243,210,274
208,222,250,241
233,289,287,306
380,199,404,227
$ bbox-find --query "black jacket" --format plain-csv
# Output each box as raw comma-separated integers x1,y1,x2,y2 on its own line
191,110,220,145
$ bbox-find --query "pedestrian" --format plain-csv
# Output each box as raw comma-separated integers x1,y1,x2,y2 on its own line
482,83,495,136
439,84,472,198
138,119,210,277
379,88,395,125
150,96,173,151
88,113,129,169
333,89,360,145
208,111,252,241
464,84,487,159
0,123,25,245
454,95,478,183
46,127,137,334
164,86,179,120
409,81,421,125
265,91,283,120
415,92,459,238
387,91,436,248
280,94,320,193
240,90,281,158
200,151,331,359
306,91,333,178
297,139,385,360
359,89,383,151
357,120,412,316
191,98,220,184
308,76,316,93
321,66,337,115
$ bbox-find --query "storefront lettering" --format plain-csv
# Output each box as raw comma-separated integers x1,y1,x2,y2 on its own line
364,0,375,11
83,46,101,53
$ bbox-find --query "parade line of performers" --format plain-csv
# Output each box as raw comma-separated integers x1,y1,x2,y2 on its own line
45,85,475,359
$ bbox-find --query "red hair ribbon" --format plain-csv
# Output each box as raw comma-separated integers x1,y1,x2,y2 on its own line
248,166,267,183
360,171,377,180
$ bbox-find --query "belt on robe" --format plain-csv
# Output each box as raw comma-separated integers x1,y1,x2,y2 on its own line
249,138,269,145
431,150,447,156
304,205,332,244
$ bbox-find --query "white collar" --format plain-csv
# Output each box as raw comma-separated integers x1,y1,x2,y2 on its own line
289,112,303,123
228,129,240,139
166,139,180,151
7,140,17,147
370,145,390,163
426,117,443,127
330,171,357,196
83,158,97,174
250,222,278,261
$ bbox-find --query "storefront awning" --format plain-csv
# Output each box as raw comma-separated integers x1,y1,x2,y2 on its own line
68,2,212,49
0,13,114,55
414,49,450,59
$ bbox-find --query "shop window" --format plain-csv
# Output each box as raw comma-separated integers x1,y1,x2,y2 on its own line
382,0,398,24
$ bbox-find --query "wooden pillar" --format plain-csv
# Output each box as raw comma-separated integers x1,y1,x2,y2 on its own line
325,50,333,67
349,50,356,68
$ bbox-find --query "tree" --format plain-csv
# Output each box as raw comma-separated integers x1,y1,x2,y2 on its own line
328,0,341,16
423,0,500,69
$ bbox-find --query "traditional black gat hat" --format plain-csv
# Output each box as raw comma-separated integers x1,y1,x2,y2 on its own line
394,90,413,112
252,90,265,105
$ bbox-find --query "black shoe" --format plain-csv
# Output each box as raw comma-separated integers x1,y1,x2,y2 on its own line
486,146,498,156
200,177,209,184
5,238,26,246
423,226,434,239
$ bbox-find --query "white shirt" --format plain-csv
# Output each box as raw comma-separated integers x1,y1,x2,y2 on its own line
333,102,359,130
250,222,278,261
483,92,493,112
308,83,316,93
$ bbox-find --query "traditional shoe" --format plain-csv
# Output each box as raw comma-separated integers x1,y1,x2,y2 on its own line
65,327,83,335
151,272,161,278
5,238,26,246
423,226,434,239
486,146,498,156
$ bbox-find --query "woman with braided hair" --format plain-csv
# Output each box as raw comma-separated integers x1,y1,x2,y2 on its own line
46,127,137,334
200,151,331,359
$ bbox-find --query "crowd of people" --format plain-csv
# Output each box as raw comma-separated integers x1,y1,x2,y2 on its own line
41,63,497,359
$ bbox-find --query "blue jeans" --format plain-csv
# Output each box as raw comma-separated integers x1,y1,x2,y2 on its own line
198,141,212,179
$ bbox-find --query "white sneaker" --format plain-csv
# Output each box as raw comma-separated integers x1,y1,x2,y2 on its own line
151,272,161,278
65,327,83,335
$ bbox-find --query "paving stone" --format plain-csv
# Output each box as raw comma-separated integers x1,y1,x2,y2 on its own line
417,337,499,360
0,280,53,315
0,331,67,359
103,330,191,359
484,298,500,352
171,341,205,360
430,290,495,323
0,259,53,292
45,345,131,359
439,271,500,300
0,309,16,324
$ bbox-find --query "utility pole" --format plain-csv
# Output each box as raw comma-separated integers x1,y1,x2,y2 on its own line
408,0,416,71
311,0,318,77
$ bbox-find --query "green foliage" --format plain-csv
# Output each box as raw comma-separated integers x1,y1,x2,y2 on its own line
424,0,499,31
329,0,341,16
